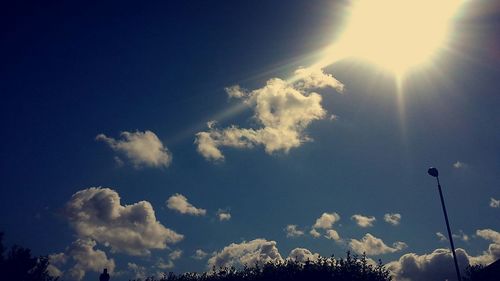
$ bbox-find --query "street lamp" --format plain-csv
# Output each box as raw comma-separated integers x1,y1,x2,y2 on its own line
427,167,462,281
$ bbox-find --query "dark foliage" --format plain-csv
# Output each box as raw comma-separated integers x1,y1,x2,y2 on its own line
132,252,391,281
0,232,57,281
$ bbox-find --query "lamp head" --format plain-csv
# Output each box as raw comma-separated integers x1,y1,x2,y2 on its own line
428,167,439,178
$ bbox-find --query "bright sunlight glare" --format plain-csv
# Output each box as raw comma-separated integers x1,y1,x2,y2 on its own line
332,0,463,76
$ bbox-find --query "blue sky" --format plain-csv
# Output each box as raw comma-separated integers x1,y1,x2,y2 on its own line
0,1,499,280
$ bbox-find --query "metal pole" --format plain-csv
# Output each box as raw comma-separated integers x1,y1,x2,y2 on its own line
436,176,462,281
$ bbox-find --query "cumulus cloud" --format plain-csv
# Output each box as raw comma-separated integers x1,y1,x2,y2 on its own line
96,130,172,168
453,161,466,169
389,228,500,280
324,229,341,241
193,249,208,260
453,230,470,242
351,214,376,228
195,67,344,161
128,262,147,280
284,225,305,238
64,187,183,256
313,212,340,229
387,248,469,281
349,233,407,255
310,228,321,238
383,213,401,226
166,194,207,216
217,209,231,221
207,239,283,269
490,197,500,208
67,239,116,281
288,248,320,263
47,253,67,278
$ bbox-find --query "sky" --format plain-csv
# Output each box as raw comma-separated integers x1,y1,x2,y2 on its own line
0,1,499,281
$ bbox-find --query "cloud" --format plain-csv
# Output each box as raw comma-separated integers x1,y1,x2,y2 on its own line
47,253,67,278
324,229,341,241
166,194,207,216
490,197,500,208
67,239,116,281
217,209,231,221
207,239,283,269
284,225,305,238
436,232,447,242
383,213,401,226
193,249,208,260
351,214,376,228
313,212,340,229
310,228,321,238
225,85,248,99
349,233,407,255
128,262,147,280
195,67,344,161
387,248,470,281
169,249,183,260
288,248,320,263
453,161,466,169
452,230,470,242
388,229,500,280
293,67,345,92
96,130,172,168
64,187,183,256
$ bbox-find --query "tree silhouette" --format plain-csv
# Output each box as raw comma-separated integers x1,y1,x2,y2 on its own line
131,252,391,281
0,232,57,281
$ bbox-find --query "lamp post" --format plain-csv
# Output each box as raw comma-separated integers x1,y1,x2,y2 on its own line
427,167,462,281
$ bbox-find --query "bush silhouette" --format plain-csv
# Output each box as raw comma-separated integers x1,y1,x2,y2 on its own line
131,252,391,281
0,232,57,281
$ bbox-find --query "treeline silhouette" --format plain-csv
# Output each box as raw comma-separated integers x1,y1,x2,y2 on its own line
0,231,494,281
133,253,391,281
0,232,57,281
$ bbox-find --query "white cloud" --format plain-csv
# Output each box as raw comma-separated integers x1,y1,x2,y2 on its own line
436,232,447,242
453,161,466,169
47,253,67,278
383,213,401,226
166,194,207,216
293,67,344,92
490,197,500,208
225,85,248,99
324,229,341,241
284,225,305,238
389,228,500,280
169,249,183,260
67,239,116,281
128,262,147,280
452,230,470,242
217,209,231,221
156,259,174,270
193,249,208,260
64,187,183,256
349,233,407,255
195,68,344,161
287,248,320,263
313,212,340,229
310,228,321,238
96,130,172,168
387,248,470,281
207,239,283,269
351,214,376,228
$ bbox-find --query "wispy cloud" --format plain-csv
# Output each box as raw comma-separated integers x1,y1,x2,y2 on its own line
453,161,467,169
284,225,305,238
490,197,499,208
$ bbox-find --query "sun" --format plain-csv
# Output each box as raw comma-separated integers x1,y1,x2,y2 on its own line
333,0,462,76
